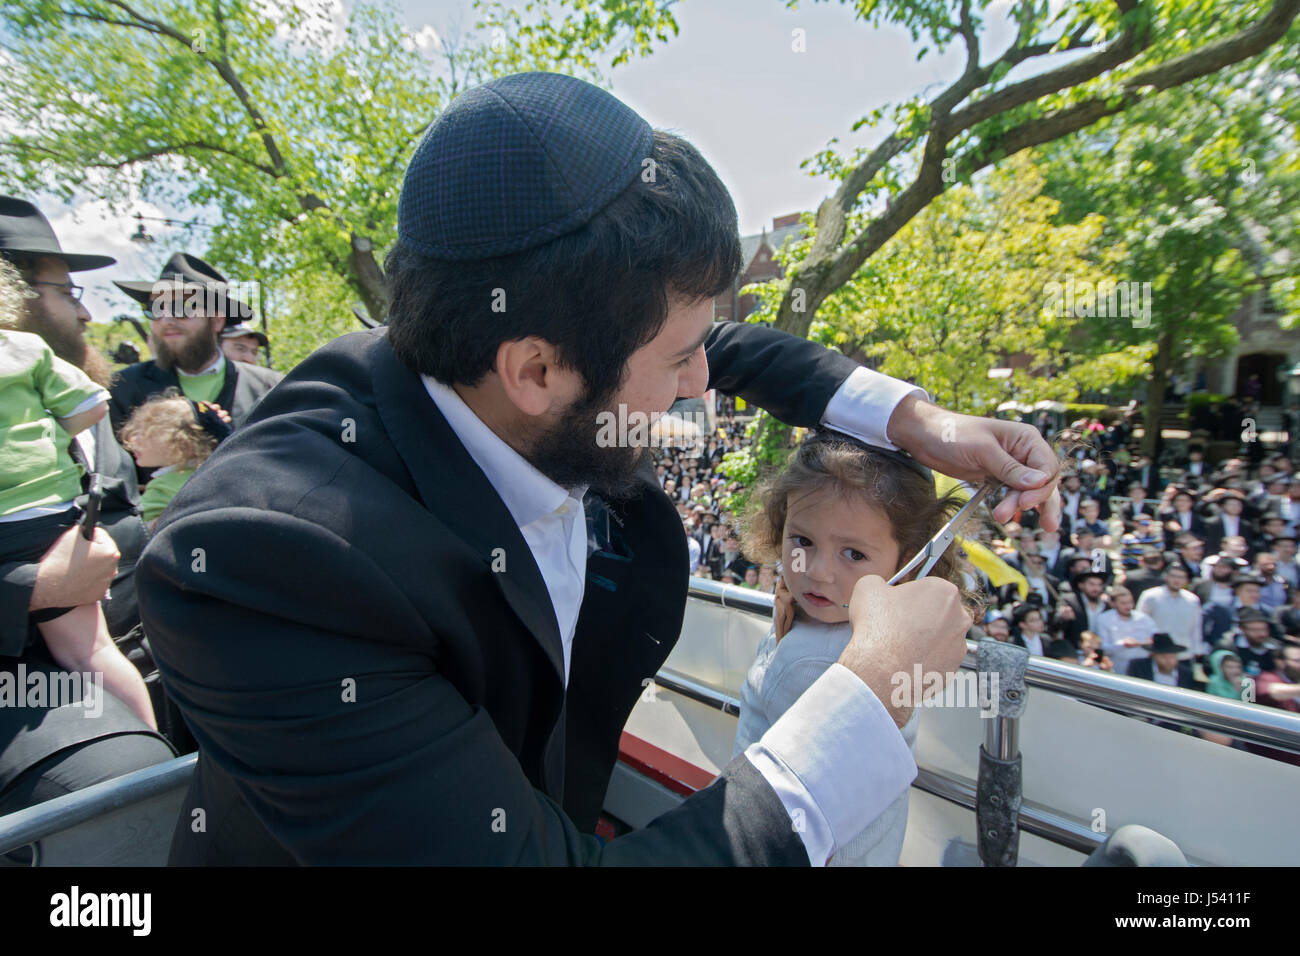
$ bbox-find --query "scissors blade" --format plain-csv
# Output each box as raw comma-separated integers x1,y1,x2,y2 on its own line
886,479,999,585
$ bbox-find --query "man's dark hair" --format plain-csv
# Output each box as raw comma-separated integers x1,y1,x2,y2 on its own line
385,129,742,406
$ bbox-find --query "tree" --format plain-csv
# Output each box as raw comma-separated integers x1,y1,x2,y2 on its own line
765,0,1300,339
1038,64,1300,456
750,153,1152,415
0,0,681,334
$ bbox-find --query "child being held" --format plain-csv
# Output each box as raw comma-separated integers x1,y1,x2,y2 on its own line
119,390,230,529
0,272,156,729
732,429,979,866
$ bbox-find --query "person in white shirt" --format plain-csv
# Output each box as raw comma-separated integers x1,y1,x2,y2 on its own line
1096,586,1158,674
1136,564,1205,659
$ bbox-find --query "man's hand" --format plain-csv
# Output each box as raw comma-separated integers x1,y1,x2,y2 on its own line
837,575,971,729
886,394,1061,531
29,526,119,610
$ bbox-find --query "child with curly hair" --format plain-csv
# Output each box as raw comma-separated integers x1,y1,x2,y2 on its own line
732,429,980,866
119,390,229,528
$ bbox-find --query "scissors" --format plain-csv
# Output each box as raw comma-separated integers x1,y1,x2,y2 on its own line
841,478,1002,605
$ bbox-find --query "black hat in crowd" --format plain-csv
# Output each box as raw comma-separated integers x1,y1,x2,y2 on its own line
397,72,654,261
1148,633,1187,654
1044,640,1078,661
1237,607,1270,625
0,196,116,271
1070,569,1106,588
1231,573,1264,590
114,252,254,327
221,321,268,347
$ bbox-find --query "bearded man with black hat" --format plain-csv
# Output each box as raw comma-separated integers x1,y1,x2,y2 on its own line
109,253,282,435
136,71,1062,866
0,196,174,823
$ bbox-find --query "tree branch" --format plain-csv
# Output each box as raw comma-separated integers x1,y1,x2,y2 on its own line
774,0,1300,339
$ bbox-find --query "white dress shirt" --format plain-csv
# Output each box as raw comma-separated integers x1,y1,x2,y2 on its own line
1136,586,1205,658
1096,608,1157,674
423,376,589,683
423,366,927,866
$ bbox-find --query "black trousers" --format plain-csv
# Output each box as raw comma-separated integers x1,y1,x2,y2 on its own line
0,652,175,824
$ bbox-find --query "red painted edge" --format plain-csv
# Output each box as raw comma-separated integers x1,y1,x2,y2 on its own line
618,731,718,796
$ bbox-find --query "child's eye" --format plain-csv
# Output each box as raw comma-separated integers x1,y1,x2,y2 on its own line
789,534,812,548
842,548,868,562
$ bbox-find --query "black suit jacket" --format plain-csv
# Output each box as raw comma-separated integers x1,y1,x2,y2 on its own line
1125,658,1201,690
109,357,283,434
137,323,862,865
1159,509,1207,551
1198,510,1259,559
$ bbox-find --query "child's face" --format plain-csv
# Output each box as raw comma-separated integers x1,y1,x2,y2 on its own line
126,431,172,469
780,486,901,625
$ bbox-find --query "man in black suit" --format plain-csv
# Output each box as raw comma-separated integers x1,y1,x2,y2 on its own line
137,73,1061,865
1120,547,1170,601
109,253,282,435
1198,487,1259,558
1125,634,1201,689
1119,482,1159,530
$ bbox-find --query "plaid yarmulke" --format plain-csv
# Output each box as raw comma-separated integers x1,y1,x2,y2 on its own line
398,72,654,261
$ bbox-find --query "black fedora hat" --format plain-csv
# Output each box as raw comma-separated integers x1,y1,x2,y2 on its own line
1148,633,1186,654
0,196,116,272
114,252,253,326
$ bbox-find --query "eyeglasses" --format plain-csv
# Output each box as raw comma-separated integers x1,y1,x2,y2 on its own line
29,280,84,302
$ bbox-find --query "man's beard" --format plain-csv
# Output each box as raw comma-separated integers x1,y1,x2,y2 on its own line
17,309,113,387
526,387,652,500
153,328,219,373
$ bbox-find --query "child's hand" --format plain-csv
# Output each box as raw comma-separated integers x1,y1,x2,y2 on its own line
773,577,795,641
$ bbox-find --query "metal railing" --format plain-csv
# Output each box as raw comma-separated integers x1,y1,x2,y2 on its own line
685,578,1300,755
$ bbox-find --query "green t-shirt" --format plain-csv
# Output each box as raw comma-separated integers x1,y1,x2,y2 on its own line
139,466,195,523
0,329,108,516
177,361,226,404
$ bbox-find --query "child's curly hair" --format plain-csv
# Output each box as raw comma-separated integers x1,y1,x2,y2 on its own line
0,258,35,330
741,431,985,624
120,389,219,470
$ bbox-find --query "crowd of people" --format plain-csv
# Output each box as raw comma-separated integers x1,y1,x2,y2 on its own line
3,179,1300,841
0,197,281,826
673,399,1300,757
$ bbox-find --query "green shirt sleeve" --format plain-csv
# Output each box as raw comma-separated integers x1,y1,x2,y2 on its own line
140,468,195,523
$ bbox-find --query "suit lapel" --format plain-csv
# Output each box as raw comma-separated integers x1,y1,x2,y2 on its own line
370,335,565,684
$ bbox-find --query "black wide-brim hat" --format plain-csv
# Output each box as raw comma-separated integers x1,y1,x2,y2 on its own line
114,252,253,327
1148,632,1186,654
397,71,655,261
1070,569,1107,588
0,196,116,272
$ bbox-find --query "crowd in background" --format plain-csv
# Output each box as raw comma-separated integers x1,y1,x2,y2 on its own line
675,398,1300,756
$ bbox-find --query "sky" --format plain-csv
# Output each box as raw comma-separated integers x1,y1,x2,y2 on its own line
35,0,1031,323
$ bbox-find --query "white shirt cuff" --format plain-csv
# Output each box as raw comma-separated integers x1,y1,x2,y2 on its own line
820,366,929,450
744,663,917,866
